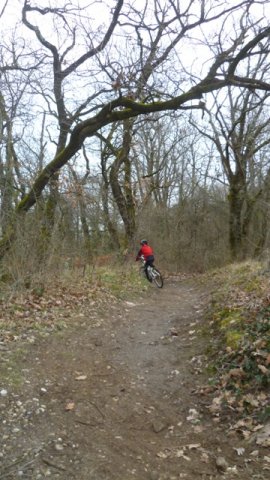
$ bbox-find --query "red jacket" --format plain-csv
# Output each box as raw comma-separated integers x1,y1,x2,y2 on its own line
136,244,154,261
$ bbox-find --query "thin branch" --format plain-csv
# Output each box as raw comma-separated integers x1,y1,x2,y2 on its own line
228,25,270,76
62,0,124,78
0,0,9,19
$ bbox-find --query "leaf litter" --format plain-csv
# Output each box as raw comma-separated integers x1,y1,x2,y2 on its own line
0,265,270,478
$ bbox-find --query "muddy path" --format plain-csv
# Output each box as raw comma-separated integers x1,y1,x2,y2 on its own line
0,279,268,479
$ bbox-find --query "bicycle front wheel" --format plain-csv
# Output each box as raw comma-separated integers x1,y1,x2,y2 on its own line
152,268,163,288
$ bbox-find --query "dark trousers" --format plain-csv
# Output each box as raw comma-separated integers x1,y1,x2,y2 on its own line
145,256,154,281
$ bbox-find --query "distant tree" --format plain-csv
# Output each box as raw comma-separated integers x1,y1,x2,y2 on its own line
191,54,270,259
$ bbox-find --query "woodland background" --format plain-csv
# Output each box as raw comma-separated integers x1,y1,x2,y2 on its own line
1,0,270,289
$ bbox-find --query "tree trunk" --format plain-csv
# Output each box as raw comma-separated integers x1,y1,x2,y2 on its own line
109,119,136,247
101,181,121,251
228,177,246,260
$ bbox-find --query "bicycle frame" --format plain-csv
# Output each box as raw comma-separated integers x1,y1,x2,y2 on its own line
139,255,163,288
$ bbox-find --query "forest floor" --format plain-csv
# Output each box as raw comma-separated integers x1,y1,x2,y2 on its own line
0,275,269,479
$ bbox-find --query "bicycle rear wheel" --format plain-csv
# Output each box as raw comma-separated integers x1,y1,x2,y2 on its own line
151,267,163,288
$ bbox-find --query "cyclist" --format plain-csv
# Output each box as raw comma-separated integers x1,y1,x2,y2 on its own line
136,239,155,281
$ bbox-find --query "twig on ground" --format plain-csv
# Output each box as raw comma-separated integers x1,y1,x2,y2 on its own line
0,454,40,478
42,457,67,471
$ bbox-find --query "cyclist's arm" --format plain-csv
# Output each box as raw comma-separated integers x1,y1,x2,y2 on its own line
135,248,143,261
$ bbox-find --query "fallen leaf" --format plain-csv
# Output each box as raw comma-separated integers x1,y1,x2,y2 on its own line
187,443,201,450
227,368,245,379
193,425,203,433
216,456,228,472
209,396,223,414
175,450,191,461
258,364,269,374
201,452,210,463
234,447,245,456
255,424,270,447
252,424,264,432
227,466,238,473
187,408,200,422
65,401,75,411
157,451,169,459
243,394,259,407
75,375,87,381
175,449,185,457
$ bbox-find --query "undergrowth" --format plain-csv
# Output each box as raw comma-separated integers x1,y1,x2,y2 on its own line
0,263,148,344
204,260,270,423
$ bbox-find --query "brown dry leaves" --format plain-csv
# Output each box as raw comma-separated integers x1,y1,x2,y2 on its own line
0,278,117,344
203,261,270,438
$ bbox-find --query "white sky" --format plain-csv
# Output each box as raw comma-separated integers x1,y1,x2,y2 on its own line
1,0,270,174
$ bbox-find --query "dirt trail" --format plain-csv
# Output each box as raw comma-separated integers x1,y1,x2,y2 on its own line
0,279,267,479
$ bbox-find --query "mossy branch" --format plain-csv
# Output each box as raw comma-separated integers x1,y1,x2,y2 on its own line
1,40,270,258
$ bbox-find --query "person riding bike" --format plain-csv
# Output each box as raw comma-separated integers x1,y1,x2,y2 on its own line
136,239,155,281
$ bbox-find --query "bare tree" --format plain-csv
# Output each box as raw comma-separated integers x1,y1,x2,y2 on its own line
98,126,122,251
20,0,124,245
190,52,270,259
0,66,37,234
91,0,270,248
132,114,194,209
1,0,270,258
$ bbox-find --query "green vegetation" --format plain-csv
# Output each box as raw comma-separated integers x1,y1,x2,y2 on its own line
0,347,27,388
205,261,270,419
94,264,148,299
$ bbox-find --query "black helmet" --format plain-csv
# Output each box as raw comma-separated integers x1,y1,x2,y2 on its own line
140,239,148,245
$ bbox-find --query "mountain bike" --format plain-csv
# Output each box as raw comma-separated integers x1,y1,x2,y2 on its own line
140,256,164,288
